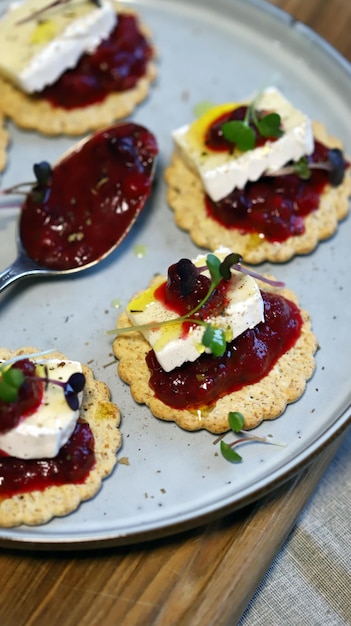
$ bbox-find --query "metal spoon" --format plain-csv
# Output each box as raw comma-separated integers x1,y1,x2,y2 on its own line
0,233,105,293
0,123,158,295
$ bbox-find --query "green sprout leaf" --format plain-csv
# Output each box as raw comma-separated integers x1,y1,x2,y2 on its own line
221,91,283,153
220,441,242,463
219,253,243,280
228,411,245,432
206,253,223,286
255,112,283,138
0,366,24,403
293,156,311,180
202,324,227,357
222,120,256,152
0,379,19,403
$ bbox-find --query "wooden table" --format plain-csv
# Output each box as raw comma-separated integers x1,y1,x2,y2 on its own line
1,2,350,625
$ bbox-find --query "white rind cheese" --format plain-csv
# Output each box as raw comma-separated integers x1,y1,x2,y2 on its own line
127,250,264,372
172,87,314,202
0,359,83,459
0,0,117,93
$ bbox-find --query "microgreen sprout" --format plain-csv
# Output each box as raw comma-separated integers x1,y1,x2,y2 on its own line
16,0,101,26
108,252,285,357
0,161,52,206
0,366,24,403
0,354,85,410
40,367,86,410
266,148,347,187
213,411,287,463
221,92,283,152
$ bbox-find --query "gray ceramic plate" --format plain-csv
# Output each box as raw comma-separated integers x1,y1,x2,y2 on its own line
0,0,351,548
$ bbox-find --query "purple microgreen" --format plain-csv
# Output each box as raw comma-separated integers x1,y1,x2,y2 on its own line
265,148,347,187
219,252,243,280
327,148,347,186
0,161,52,204
16,0,101,26
214,411,287,463
63,373,86,410
174,258,198,297
40,371,86,411
33,161,52,187
229,263,285,288
0,355,85,410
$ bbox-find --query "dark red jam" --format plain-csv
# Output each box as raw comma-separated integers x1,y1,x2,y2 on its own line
205,140,339,243
146,291,302,410
0,359,43,434
40,14,154,109
0,420,95,497
205,106,279,151
20,122,158,270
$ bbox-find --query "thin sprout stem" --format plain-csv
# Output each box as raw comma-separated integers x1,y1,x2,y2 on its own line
16,0,71,25
266,160,331,178
0,182,35,196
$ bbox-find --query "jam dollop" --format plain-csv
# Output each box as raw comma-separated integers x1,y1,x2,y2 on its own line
0,420,95,497
20,122,158,270
0,359,43,434
40,14,154,109
205,140,341,242
146,291,302,410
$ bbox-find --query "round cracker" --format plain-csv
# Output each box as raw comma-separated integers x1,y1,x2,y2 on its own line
0,347,121,527
0,111,9,171
165,121,351,264
113,276,317,434
0,6,157,136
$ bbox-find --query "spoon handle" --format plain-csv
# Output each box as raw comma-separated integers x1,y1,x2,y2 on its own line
0,255,45,294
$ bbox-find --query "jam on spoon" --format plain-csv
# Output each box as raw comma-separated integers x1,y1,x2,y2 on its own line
0,122,158,292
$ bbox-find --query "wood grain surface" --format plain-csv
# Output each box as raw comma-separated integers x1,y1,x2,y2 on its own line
1,2,351,625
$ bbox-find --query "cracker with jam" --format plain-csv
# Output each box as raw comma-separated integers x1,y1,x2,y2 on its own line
0,348,121,527
165,90,351,264
0,2,157,135
112,252,317,434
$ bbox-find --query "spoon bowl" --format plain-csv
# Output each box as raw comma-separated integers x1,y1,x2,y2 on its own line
0,122,158,294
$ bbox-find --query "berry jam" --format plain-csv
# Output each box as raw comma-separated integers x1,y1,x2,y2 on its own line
146,291,302,410
205,106,278,151
0,359,43,434
205,140,338,242
0,420,95,497
20,122,158,270
154,261,230,336
40,14,154,109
